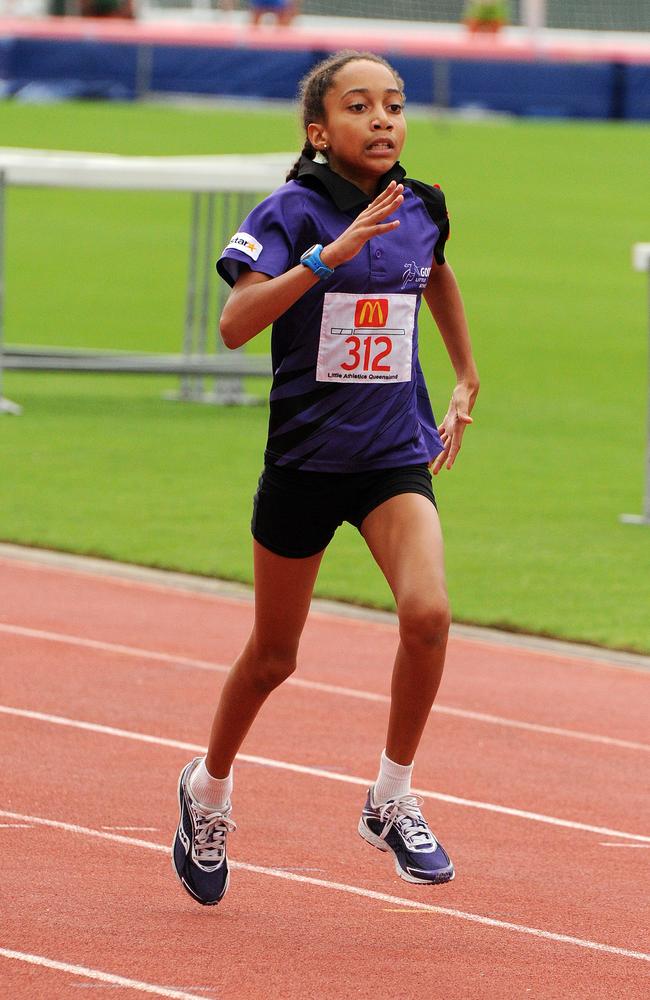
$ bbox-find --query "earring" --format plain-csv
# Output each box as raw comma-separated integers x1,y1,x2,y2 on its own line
321,144,328,151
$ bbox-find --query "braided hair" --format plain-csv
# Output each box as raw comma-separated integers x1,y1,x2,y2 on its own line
285,50,405,182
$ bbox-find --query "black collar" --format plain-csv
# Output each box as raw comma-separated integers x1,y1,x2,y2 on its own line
296,155,406,212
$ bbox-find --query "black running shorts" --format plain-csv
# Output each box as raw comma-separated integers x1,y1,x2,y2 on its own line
251,462,437,559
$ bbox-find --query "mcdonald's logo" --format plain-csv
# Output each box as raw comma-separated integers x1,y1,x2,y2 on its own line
354,298,388,328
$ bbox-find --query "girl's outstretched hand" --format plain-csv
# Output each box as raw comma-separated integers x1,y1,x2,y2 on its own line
321,182,404,268
430,381,478,475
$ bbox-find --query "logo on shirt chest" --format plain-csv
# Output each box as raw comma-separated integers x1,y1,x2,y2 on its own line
402,260,431,288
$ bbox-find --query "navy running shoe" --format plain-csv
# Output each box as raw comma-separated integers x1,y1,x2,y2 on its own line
358,786,454,885
172,758,236,906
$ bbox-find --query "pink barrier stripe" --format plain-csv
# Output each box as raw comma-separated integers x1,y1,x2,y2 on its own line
1,17,649,64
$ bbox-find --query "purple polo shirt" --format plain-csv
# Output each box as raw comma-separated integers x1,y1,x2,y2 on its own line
217,157,449,472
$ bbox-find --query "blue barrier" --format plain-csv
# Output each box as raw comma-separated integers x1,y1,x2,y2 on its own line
387,56,438,105
448,59,616,118
0,32,648,120
151,45,315,100
624,64,650,119
7,38,138,100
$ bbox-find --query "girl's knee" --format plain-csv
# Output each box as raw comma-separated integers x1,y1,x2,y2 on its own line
398,594,451,649
246,639,298,693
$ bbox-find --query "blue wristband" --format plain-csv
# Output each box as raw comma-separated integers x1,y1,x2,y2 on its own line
300,244,334,280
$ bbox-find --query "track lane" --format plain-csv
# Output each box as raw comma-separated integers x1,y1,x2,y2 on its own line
0,949,213,1000
2,814,649,1000
3,555,650,998
2,712,649,954
4,619,648,754
1,558,647,744
1,635,647,835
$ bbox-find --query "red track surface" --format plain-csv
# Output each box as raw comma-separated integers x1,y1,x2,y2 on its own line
1,553,649,998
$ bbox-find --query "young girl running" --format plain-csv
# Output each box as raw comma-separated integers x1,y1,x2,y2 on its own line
173,50,479,906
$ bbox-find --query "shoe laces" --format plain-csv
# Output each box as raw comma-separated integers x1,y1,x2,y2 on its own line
377,794,438,852
190,803,236,864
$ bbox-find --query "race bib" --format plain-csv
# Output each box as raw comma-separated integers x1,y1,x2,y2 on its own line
316,293,416,384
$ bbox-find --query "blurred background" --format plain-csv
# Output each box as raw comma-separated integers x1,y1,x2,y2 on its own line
4,0,650,31
0,1,649,652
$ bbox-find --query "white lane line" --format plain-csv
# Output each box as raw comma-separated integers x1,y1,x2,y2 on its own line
2,704,649,844
1,622,647,754
600,843,650,848
0,947,213,999
101,826,159,832
4,546,650,674
429,705,650,754
1,809,649,965
0,622,199,669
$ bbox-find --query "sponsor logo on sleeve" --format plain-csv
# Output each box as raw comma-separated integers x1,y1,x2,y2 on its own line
226,232,263,261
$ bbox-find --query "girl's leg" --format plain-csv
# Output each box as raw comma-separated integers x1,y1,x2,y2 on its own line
360,493,450,766
205,540,324,778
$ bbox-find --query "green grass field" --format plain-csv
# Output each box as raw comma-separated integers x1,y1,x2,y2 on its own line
1,101,649,652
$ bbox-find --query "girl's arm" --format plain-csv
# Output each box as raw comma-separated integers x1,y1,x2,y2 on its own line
423,262,479,475
220,182,404,349
220,265,318,349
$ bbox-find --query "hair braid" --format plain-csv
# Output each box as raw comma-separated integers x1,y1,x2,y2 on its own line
286,137,316,182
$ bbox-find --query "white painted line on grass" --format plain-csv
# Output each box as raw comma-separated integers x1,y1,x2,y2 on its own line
1,622,647,754
1,810,649,965
2,704,649,843
0,947,215,999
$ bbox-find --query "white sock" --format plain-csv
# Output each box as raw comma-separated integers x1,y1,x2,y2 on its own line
372,749,414,805
188,757,233,811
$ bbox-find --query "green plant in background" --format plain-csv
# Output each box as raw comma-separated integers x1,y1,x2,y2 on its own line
463,1,509,30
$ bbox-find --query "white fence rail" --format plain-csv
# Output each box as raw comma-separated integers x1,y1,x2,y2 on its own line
0,148,292,413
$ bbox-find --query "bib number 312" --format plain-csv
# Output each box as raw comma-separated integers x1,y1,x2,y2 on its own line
341,334,392,372
316,293,416,384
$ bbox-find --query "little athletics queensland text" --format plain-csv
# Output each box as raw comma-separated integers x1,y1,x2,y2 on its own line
327,371,400,380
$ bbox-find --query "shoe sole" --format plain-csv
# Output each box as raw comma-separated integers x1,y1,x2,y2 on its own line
170,850,230,906
357,818,455,885
171,763,229,906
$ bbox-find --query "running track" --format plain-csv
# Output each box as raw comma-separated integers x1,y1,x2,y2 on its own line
1,547,648,999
